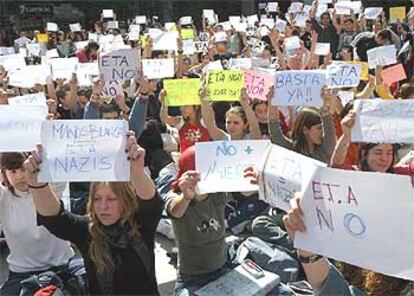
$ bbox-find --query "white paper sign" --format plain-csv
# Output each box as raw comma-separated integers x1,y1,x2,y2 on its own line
364,7,383,20
268,2,279,12
49,57,79,80
367,45,397,69
129,24,140,33
182,39,195,55
260,145,326,212
289,2,304,13
142,58,175,80
229,58,252,70
180,16,192,26
326,63,361,88
102,80,123,97
69,23,81,32
8,92,47,108
39,120,130,182
337,91,354,105
196,140,271,194
8,64,51,87
295,165,414,281
102,9,114,18
0,54,26,72
284,36,301,50
315,43,331,56
107,21,119,30
135,15,147,24
0,47,15,56
27,43,41,56
47,22,58,32
75,63,99,86
273,70,326,106
46,49,60,58
99,48,140,82
352,99,414,143
0,105,46,152
152,32,179,51
276,19,287,33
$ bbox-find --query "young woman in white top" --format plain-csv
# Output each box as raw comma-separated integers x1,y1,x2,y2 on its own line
0,152,84,295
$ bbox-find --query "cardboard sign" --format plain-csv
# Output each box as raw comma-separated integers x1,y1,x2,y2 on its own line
381,64,406,86
142,58,175,80
39,120,130,182
206,70,244,101
273,70,326,106
0,105,47,152
99,48,140,82
326,63,362,88
196,140,271,194
164,78,201,106
352,99,414,143
243,69,273,101
295,165,414,281
259,144,326,212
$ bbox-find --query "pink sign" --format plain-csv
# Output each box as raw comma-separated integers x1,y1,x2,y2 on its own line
381,63,406,86
243,69,273,101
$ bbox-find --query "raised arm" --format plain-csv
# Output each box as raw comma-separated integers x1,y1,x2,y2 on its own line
240,88,261,140
199,84,227,141
331,111,355,166
318,88,337,158
159,89,182,127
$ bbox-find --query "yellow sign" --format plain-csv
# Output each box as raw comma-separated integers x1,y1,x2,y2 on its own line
164,78,201,106
389,7,406,22
37,33,48,43
206,70,244,101
181,29,195,40
347,61,369,81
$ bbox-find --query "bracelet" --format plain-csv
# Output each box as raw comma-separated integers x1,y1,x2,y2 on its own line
28,183,48,189
298,253,324,264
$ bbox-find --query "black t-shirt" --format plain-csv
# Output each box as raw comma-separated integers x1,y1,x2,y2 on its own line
37,193,164,295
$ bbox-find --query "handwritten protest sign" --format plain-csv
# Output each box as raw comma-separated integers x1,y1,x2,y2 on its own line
259,145,326,212
49,57,79,80
99,48,140,82
381,64,406,86
0,54,26,72
367,45,397,69
0,105,46,152
243,69,273,101
195,140,271,194
8,64,51,87
295,165,414,281
352,99,414,143
389,7,406,22
75,63,99,86
142,58,175,79
164,79,201,106
229,58,252,70
347,61,368,80
102,80,123,97
326,63,361,88
206,70,244,101
39,120,129,182
8,92,47,108
153,32,179,51
273,70,326,106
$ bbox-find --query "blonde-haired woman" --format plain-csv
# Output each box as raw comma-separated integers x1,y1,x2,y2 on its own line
24,132,163,295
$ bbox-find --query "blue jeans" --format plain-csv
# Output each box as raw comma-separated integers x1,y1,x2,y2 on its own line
0,257,85,296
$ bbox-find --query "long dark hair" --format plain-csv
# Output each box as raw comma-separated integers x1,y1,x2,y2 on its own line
357,143,396,173
0,153,27,196
291,107,322,156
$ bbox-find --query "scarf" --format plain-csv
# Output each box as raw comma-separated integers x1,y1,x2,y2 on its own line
95,221,154,294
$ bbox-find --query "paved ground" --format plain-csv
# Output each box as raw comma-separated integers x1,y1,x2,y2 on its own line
0,234,177,296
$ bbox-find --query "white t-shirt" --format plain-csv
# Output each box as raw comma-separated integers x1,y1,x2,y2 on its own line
0,184,74,273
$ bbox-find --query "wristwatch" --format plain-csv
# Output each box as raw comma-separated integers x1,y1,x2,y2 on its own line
297,252,324,264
